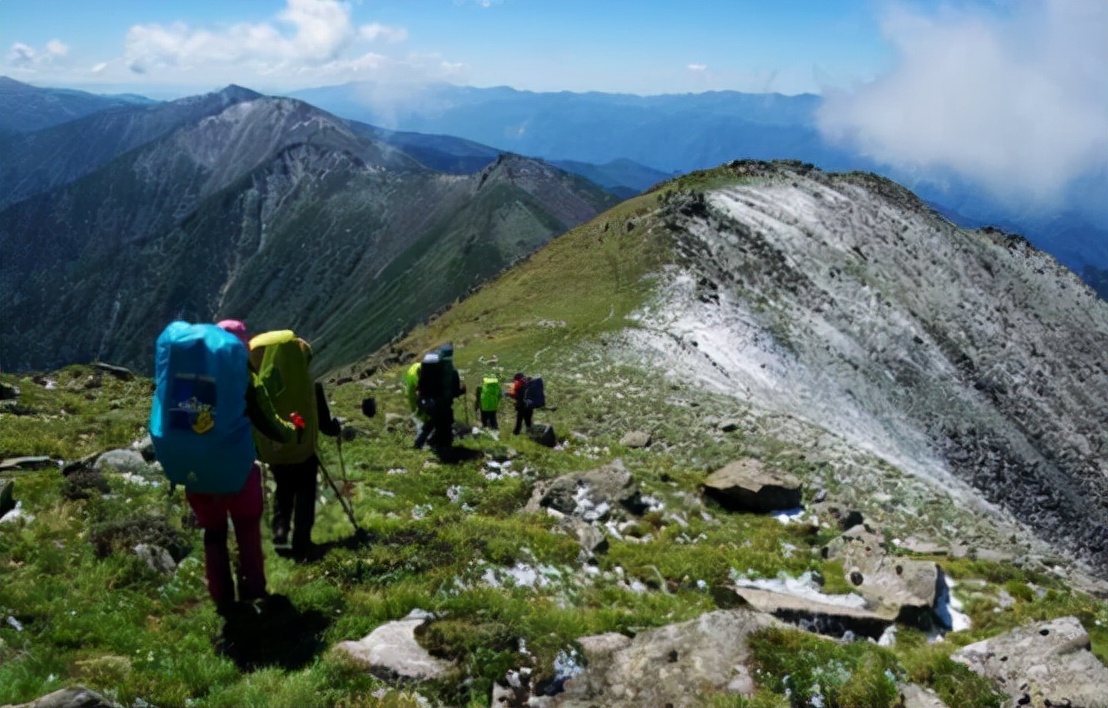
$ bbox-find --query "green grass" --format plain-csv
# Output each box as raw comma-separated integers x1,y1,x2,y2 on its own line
5,360,1102,706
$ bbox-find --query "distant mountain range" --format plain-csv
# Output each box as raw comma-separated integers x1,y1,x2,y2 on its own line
0,75,155,135
288,81,1108,282
1,76,1105,379
0,80,615,373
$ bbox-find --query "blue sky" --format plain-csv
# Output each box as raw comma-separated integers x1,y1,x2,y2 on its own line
2,0,1105,210
1,0,972,97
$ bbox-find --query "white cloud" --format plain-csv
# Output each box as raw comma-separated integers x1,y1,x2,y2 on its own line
6,39,69,69
687,63,707,72
818,0,1108,206
121,0,409,80
7,42,35,67
360,23,408,43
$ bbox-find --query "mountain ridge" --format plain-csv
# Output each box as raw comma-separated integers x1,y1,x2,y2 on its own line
364,159,1108,576
0,93,616,375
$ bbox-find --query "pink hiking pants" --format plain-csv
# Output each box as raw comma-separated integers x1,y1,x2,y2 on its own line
186,463,266,608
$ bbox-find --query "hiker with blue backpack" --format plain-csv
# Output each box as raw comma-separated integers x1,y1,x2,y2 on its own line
508,372,545,435
149,319,296,616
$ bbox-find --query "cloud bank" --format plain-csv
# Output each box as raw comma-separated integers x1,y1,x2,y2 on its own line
818,0,1108,207
6,39,68,68
87,0,452,91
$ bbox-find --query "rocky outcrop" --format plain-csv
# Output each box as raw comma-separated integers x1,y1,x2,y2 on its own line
952,616,1108,708
823,527,940,629
525,459,646,520
3,686,121,708
332,610,452,681
702,458,802,512
619,162,1108,574
542,609,784,706
726,584,894,640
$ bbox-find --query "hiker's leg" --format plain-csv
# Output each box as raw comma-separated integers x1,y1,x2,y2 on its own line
489,411,498,430
523,407,533,429
270,465,294,544
414,418,432,448
513,408,524,434
430,412,450,447
291,457,318,551
188,491,234,610
228,464,266,601
442,409,455,446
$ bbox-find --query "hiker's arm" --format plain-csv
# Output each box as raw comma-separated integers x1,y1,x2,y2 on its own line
245,373,296,442
316,382,341,437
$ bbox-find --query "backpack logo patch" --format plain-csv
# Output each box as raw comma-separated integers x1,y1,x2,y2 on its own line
169,374,217,433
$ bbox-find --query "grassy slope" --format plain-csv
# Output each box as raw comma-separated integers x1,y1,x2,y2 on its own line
2,171,1106,707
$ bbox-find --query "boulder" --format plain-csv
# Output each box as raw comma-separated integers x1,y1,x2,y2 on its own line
703,458,801,513
894,537,949,556
550,609,785,706
619,431,652,448
725,584,894,640
575,523,610,560
93,449,156,477
525,459,645,519
0,456,55,472
952,616,1108,708
6,686,122,707
0,381,19,400
332,610,451,681
897,683,949,708
823,528,940,629
132,436,157,463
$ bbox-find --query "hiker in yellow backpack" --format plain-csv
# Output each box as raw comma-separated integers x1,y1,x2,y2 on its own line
475,374,502,430
248,330,341,560
405,357,433,449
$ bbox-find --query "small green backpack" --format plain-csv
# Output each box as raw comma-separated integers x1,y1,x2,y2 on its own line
479,376,501,412
249,330,317,465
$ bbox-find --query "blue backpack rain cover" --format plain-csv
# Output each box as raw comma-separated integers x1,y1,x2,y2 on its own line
523,377,546,409
149,321,255,494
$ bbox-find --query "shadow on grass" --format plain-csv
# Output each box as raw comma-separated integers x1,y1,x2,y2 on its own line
274,529,379,564
217,594,330,672
432,445,483,464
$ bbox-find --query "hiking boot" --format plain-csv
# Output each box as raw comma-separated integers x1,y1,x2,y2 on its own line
272,525,289,547
291,541,322,562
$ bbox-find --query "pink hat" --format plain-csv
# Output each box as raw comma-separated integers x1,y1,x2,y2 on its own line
216,319,249,345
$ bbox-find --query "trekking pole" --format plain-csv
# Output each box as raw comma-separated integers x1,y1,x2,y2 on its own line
335,433,357,503
463,378,471,427
260,461,270,513
317,457,360,532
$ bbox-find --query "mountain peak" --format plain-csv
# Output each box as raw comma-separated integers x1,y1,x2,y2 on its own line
214,84,263,102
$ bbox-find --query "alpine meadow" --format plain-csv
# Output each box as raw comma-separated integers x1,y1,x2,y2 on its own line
2,15,1108,707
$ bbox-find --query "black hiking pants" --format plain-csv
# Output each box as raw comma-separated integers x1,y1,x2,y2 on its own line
270,456,318,550
512,405,533,435
480,410,498,429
